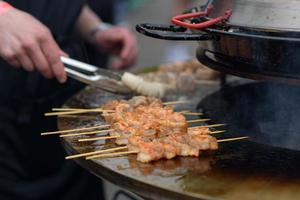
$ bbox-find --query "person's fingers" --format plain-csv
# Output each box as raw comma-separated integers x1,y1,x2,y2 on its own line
39,30,66,83
0,39,22,68
120,33,135,60
112,59,124,70
18,52,34,72
6,58,20,68
127,44,138,66
118,31,137,69
59,50,69,58
24,39,53,79
94,27,138,69
3,50,20,68
112,50,137,70
115,46,137,70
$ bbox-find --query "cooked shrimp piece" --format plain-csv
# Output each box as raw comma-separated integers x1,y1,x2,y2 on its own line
185,134,218,151
102,96,219,163
188,127,210,136
137,141,164,163
163,143,177,159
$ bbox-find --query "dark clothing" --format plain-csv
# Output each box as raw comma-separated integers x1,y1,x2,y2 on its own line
85,0,115,67
0,1,104,200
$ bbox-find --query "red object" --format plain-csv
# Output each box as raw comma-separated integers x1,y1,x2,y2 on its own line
172,5,232,30
0,2,12,15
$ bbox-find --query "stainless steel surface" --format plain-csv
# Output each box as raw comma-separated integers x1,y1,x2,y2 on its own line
195,1,300,84
208,0,300,31
61,57,132,94
196,47,300,85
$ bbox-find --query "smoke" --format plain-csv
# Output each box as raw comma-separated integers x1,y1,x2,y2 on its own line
255,82,300,151
199,81,300,151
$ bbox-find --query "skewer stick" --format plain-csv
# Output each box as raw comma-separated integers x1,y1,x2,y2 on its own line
45,109,115,117
53,100,190,114
86,150,138,160
86,136,249,160
210,130,226,135
55,99,190,112
188,124,226,129
52,107,109,112
184,112,204,116
41,124,110,136
194,80,218,85
101,113,114,116
187,119,211,123
45,109,103,116
55,114,98,120
52,108,86,111
60,129,115,138
163,100,190,105
54,100,190,113
217,136,249,143
65,146,128,160
178,110,190,114
78,135,119,142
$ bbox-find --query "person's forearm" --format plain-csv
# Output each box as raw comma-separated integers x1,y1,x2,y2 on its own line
74,5,102,42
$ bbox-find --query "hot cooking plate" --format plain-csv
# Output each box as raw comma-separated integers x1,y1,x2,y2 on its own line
198,81,300,151
59,84,300,200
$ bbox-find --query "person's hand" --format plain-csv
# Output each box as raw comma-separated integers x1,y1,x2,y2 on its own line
93,26,138,70
0,8,67,83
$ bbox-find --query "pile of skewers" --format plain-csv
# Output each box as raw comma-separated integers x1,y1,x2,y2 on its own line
42,96,248,163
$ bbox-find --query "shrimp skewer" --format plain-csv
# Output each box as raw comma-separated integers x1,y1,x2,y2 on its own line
64,96,247,163
127,127,218,163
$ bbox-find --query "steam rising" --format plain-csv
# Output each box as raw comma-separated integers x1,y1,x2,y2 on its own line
199,81,300,151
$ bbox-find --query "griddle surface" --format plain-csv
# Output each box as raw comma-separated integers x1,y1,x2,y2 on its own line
59,81,300,200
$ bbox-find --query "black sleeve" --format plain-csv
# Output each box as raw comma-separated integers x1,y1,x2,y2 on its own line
6,0,86,37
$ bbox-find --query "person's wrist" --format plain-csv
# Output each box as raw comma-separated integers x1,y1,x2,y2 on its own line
89,22,113,42
0,2,13,15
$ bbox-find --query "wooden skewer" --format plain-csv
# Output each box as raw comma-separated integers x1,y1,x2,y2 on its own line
55,114,98,120
101,113,114,116
173,110,204,116
45,109,115,117
78,135,119,142
194,80,218,85
85,136,249,160
54,99,189,112
86,150,138,160
45,109,102,116
52,108,86,111
178,110,190,114
189,124,226,129
210,130,226,135
163,100,190,105
67,128,225,140
65,146,128,160
75,130,226,141
184,112,204,116
52,107,109,112
187,119,211,123
217,136,249,143
41,124,110,136
62,129,225,138
60,129,115,138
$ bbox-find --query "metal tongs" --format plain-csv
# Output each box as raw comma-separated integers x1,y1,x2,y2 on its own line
61,57,132,94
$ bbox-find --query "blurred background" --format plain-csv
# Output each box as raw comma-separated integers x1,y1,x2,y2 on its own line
88,0,206,72
127,0,198,69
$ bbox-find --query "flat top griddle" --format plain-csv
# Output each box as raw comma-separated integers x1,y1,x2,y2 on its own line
58,80,300,200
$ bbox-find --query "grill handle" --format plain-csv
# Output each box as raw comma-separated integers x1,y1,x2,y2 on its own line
136,23,213,41
171,9,232,29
